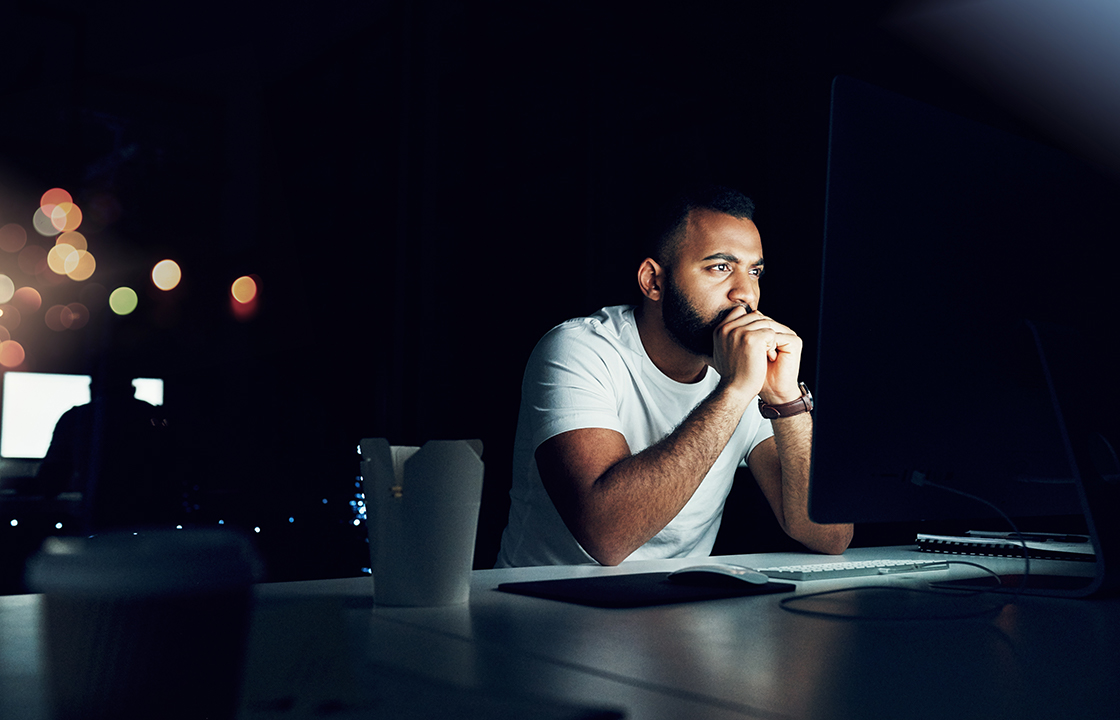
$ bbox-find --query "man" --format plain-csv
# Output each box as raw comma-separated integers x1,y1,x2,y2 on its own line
496,186,853,567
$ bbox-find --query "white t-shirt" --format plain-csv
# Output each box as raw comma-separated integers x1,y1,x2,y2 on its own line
496,305,774,567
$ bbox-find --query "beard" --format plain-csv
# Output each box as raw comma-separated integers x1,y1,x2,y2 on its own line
661,275,743,358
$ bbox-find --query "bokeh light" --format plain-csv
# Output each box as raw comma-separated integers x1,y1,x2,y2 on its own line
58,231,87,251
0,275,13,304
49,202,82,232
109,286,138,315
0,341,25,369
47,243,79,275
64,303,89,329
0,305,20,331
152,260,182,291
0,326,9,343
32,207,60,236
44,305,66,331
40,188,72,207
67,251,96,281
13,287,42,313
0,224,27,253
231,276,257,303
43,304,88,331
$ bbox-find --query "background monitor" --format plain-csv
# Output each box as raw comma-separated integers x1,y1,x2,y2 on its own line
808,76,1118,528
0,372,164,460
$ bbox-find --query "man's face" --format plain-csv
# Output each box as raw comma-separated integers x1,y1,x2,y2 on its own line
659,209,765,358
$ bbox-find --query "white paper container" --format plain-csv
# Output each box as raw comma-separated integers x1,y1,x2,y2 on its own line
360,438,484,606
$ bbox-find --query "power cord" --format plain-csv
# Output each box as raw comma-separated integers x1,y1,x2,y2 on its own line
908,472,1031,598
777,475,1030,620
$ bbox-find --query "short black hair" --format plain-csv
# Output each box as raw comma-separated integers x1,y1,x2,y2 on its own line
646,185,756,267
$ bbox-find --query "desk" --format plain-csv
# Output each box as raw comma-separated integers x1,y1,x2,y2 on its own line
2,546,1118,719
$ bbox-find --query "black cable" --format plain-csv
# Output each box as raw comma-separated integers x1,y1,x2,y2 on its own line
908,474,1031,600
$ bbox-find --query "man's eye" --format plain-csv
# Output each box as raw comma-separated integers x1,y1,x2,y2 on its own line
712,263,731,273
749,267,765,278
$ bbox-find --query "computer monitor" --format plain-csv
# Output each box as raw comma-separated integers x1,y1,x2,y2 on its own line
0,372,164,459
808,76,1118,529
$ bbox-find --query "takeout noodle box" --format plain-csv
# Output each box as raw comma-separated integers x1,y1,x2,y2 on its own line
360,438,484,606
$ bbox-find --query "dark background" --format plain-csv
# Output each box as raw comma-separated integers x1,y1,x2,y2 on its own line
0,1,1108,585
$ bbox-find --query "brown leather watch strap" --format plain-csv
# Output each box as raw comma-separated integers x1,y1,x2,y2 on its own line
758,382,813,419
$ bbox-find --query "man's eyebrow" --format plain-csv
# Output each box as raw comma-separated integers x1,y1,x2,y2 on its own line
701,253,765,266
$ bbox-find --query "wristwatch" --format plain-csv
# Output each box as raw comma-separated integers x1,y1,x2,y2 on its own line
758,382,813,419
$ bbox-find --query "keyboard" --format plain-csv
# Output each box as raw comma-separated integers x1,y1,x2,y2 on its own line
757,558,951,581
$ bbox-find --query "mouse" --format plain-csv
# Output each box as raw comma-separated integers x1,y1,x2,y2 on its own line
665,563,771,587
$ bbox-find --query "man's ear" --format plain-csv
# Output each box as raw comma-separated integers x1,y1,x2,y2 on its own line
637,258,664,301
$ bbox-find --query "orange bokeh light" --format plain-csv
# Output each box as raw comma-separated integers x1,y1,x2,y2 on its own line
152,260,182,291
68,251,96,281
58,231,87,251
41,188,72,208
0,340,25,369
13,287,42,313
0,305,21,331
49,202,82,232
231,276,258,303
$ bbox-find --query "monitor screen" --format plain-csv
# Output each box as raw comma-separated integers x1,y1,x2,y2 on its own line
808,76,1116,527
0,372,164,459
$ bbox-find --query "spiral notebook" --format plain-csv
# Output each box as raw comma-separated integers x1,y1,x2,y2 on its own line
916,532,1095,562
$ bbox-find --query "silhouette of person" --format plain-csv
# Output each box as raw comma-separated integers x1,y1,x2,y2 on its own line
37,366,179,531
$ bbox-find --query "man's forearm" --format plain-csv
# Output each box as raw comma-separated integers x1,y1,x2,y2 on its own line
771,413,853,554
579,381,753,564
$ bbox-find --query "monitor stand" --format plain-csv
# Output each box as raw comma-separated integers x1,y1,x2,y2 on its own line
950,323,1120,598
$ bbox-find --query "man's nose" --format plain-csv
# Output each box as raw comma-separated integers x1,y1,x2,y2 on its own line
728,274,757,308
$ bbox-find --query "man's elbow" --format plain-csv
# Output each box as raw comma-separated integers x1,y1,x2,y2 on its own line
788,522,854,556
579,536,631,566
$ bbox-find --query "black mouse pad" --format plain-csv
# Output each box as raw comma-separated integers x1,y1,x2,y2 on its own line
496,572,795,608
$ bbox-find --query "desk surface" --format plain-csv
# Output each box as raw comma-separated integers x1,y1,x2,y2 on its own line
3,546,1117,720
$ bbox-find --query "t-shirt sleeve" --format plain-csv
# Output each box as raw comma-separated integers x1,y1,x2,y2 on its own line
745,415,775,461
520,323,626,451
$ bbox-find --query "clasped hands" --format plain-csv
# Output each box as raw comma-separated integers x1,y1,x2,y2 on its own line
709,305,803,406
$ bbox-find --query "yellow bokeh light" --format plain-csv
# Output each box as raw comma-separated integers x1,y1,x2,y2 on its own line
58,231,87,251
0,275,13,304
49,202,82,232
231,276,257,303
0,340,25,369
47,244,79,275
67,251,96,282
152,260,182,291
109,287,138,315
0,224,27,253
